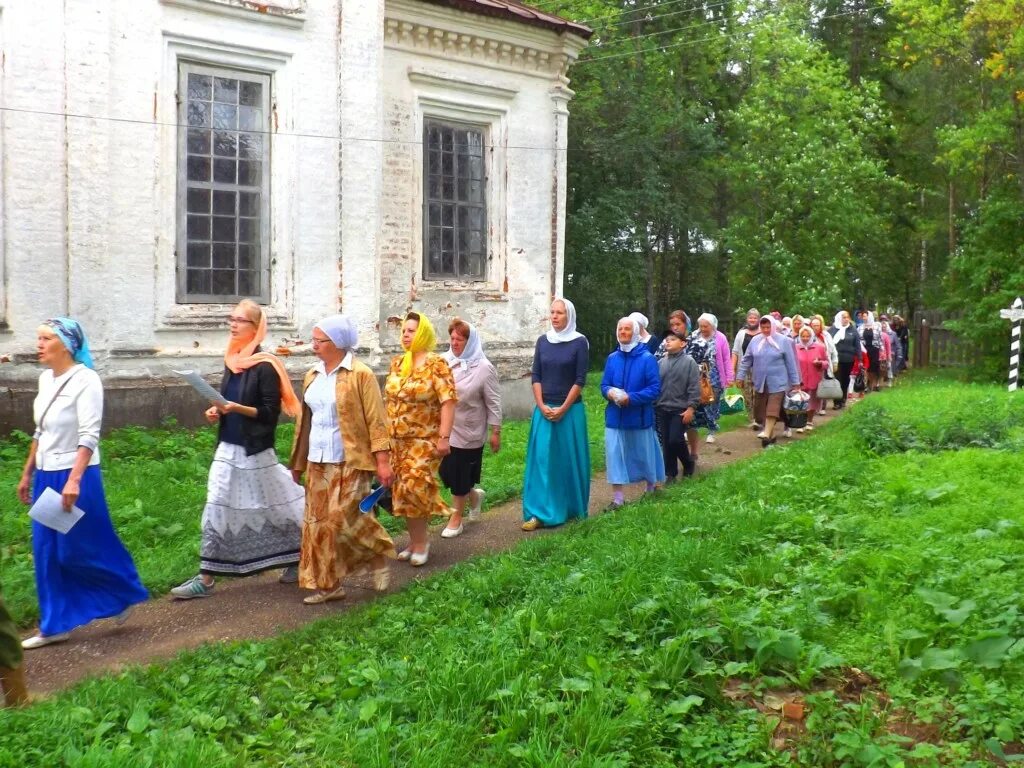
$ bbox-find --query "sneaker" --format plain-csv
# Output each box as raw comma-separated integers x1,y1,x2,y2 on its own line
441,523,464,538
171,575,214,600
796,428,805,434
756,431,768,439
783,428,793,438
467,488,486,521
21,632,70,650
278,565,299,584
521,517,541,532
705,434,716,444
817,408,826,416
806,424,815,431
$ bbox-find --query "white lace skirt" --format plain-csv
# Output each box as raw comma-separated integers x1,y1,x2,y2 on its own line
199,443,305,576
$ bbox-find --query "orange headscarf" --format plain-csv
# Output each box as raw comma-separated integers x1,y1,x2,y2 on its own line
224,304,300,417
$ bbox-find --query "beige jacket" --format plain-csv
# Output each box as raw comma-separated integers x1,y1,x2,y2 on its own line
289,359,391,473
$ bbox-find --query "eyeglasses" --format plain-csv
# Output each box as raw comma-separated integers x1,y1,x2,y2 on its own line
310,336,332,346
227,316,255,325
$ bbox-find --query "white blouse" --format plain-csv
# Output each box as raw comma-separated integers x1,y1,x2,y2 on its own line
304,353,352,464
32,364,103,470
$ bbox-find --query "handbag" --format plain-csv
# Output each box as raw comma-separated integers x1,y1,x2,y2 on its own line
698,363,715,405
853,370,867,393
816,371,843,400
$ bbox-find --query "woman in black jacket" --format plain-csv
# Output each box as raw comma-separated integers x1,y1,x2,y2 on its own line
171,300,305,599
828,310,860,409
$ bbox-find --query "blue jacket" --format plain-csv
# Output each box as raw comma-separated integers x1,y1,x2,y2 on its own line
601,345,661,430
736,333,800,394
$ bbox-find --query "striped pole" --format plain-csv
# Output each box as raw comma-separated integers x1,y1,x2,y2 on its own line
1011,296,1022,392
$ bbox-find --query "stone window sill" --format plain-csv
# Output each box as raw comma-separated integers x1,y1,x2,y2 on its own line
159,0,306,28
158,305,297,332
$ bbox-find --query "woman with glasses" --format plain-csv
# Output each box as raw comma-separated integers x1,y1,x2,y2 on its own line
288,315,396,604
171,300,306,600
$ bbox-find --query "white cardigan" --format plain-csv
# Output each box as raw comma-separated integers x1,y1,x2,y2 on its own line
32,365,103,470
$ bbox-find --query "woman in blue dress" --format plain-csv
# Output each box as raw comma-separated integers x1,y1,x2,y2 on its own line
16,318,148,649
601,317,664,508
521,298,590,531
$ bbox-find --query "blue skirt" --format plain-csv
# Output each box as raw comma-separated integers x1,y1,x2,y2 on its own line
605,427,666,485
32,466,148,635
522,401,590,526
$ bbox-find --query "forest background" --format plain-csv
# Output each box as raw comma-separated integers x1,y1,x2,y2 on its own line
541,0,1024,379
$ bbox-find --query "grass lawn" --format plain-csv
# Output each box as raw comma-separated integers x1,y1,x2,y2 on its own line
2,376,1023,765
0,378,747,628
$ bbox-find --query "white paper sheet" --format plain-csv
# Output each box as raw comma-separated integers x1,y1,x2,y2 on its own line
173,369,228,407
28,487,85,534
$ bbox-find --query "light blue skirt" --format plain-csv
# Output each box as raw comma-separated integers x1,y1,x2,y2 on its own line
605,427,666,485
522,401,590,526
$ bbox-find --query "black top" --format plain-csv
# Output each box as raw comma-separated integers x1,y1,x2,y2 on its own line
828,326,861,364
216,356,282,456
219,373,245,446
531,335,589,405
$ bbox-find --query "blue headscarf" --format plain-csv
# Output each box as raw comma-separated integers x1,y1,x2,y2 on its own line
44,317,94,369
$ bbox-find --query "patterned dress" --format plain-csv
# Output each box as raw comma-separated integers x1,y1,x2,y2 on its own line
684,332,722,433
384,354,457,519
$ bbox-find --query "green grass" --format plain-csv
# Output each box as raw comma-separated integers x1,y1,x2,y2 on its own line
1,378,740,627
1,379,1023,765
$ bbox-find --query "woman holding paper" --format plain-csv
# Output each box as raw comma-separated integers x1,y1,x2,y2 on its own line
289,314,396,603
16,318,148,649
171,300,305,599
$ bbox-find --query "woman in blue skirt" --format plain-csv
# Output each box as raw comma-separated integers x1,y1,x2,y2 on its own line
16,318,147,649
521,298,590,530
601,317,664,508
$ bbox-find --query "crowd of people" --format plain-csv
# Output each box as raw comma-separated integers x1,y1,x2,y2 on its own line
0,297,908,705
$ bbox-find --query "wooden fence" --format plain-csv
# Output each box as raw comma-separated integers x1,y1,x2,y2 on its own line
913,310,977,369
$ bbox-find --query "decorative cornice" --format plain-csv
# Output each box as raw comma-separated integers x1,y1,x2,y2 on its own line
384,2,587,83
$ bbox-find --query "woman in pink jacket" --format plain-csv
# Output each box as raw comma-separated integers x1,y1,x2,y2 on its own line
793,326,830,431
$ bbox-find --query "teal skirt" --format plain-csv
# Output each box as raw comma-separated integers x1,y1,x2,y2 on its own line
522,401,590,526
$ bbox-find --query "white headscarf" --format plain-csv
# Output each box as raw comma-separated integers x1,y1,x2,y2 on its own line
755,316,782,353
315,314,358,351
831,311,849,344
443,322,486,370
617,317,641,353
697,313,718,334
546,297,585,344
628,311,651,342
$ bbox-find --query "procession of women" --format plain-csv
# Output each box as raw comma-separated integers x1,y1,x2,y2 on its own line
0,297,907,707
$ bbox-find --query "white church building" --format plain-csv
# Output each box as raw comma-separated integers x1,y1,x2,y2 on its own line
0,0,589,430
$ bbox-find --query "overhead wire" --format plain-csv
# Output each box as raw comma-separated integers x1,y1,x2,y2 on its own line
0,1,892,153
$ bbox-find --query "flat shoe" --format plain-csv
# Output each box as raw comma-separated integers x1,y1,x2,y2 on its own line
522,517,541,532
303,585,346,605
114,605,135,626
410,545,430,567
441,523,464,538
22,632,70,650
755,431,768,439
397,548,413,561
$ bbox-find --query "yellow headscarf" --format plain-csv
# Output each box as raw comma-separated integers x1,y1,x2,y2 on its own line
399,313,437,377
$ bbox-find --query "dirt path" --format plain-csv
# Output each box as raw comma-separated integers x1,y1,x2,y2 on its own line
21,409,842,696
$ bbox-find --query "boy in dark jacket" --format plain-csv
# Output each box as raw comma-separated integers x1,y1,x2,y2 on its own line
656,331,702,481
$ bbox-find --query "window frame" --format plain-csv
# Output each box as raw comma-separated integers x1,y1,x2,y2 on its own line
176,60,272,304
421,119,488,282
